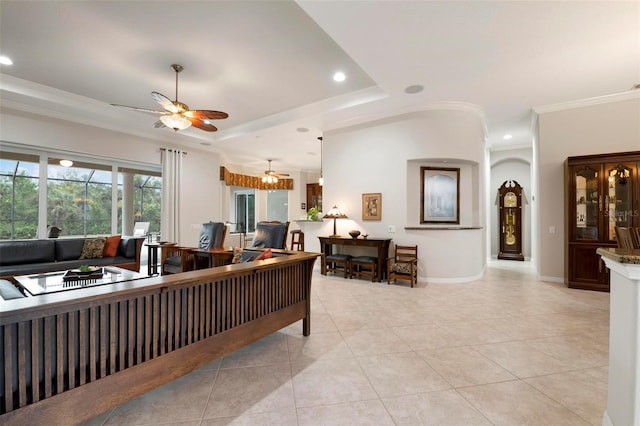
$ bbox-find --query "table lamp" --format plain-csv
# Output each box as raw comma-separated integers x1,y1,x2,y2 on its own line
323,205,348,237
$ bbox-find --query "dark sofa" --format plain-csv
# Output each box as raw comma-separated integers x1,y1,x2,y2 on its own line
0,236,144,278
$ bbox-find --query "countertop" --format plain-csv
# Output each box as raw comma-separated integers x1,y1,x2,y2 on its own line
596,247,640,264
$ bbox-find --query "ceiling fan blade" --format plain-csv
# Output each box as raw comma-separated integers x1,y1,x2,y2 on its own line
153,120,166,128
277,173,290,177
151,91,179,113
110,104,166,114
188,117,218,132
184,110,229,120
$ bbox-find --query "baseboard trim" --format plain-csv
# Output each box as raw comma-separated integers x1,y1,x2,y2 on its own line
422,266,485,284
538,275,564,283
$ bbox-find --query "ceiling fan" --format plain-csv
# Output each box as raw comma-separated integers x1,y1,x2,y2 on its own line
111,64,228,132
262,160,289,183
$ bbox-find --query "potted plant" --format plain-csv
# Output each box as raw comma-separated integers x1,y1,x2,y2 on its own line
306,206,322,221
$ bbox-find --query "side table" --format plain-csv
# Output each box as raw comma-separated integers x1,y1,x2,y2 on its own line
190,248,234,269
146,242,176,275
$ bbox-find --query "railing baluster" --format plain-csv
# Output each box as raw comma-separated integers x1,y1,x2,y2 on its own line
3,324,14,412
152,293,158,359
44,317,52,398
79,309,87,386
56,314,64,394
31,319,40,404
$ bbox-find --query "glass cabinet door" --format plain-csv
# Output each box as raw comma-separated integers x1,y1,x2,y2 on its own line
574,165,600,240
605,162,635,242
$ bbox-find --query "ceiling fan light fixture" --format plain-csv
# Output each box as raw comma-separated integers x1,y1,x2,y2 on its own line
160,114,191,131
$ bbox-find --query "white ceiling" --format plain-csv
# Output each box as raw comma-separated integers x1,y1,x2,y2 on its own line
1,1,638,173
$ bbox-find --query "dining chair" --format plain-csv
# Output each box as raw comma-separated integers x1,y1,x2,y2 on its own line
614,226,635,250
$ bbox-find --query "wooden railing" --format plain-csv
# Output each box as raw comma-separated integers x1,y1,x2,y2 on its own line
0,252,318,425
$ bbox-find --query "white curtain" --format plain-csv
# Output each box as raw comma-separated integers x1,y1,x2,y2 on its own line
161,149,183,244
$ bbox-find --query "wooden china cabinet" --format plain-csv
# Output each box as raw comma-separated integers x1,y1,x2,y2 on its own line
565,151,640,291
306,183,322,212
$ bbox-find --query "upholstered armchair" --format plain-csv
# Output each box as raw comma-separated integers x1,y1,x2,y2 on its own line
161,222,227,275
387,245,418,288
249,221,290,249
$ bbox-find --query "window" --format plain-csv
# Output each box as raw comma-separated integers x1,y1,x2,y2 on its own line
133,174,162,234
0,146,162,240
47,160,113,236
266,189,288,222
231,186,255,233
0,154,40,239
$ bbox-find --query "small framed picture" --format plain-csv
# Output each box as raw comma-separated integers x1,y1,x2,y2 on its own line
362,193,382,220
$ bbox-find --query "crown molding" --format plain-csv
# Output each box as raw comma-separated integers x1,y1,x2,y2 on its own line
533,90,640,114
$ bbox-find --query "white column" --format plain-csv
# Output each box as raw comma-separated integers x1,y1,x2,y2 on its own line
599,249,640,426
122,172,134,236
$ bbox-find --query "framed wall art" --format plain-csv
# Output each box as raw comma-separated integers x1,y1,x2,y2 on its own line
362,192,382,220
420,167,460,224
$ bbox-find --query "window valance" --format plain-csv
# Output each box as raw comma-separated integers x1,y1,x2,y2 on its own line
219,166,293,190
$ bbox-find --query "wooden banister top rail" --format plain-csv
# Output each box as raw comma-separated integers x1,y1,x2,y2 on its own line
0,251,320,323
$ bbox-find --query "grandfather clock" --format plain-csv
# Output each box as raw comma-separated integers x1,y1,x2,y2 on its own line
497,180,524,261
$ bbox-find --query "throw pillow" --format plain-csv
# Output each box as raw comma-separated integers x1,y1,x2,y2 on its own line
103,235,122,257
79,238,106,260
254,248,273,261
231,247,243,264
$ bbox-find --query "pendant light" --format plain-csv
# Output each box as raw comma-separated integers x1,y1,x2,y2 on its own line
318,136,324,186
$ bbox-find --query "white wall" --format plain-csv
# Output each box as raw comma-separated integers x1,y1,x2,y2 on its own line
536,94,640,281
323,108,486,282
490,148,532,259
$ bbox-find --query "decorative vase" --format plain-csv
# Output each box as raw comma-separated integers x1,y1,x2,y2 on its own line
349,230,361,239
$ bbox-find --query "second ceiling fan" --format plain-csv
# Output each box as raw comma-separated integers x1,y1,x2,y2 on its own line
262,160,289,183
111,64,228,132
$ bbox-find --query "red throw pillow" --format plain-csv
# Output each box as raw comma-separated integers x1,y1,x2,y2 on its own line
255,248,273,260
103,235,122,257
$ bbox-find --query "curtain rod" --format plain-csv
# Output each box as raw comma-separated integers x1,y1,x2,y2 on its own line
160,148,188,155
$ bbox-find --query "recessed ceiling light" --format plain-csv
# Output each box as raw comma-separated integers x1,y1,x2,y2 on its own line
503,134,513,140
59,159,73,167
0,55,13,66
333,71,346,82
296,127,309,133
404,85,424,94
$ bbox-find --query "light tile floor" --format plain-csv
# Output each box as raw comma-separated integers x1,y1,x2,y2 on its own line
84,260,610,426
